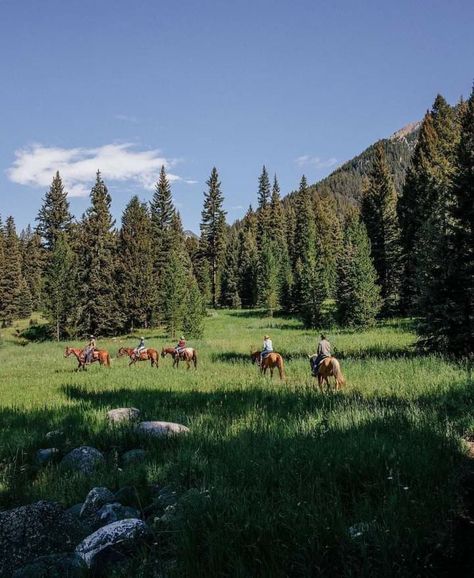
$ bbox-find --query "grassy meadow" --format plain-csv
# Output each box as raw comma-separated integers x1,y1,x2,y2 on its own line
0,310,473,577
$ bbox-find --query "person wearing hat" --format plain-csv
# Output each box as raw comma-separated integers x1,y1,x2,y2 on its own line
133,336,146,360
260,334,273,364
84,335,96,364
175,335,186,356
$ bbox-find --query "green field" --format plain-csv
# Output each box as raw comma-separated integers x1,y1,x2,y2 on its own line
0,311,472,577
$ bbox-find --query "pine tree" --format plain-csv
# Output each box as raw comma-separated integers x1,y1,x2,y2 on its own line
36,171,73,250
118,196,156,331
292,177,325,327
20,225,44,310
182,276,206,338
398,113,439,311
150,165,175,309
446,88,474,357
43,233,76,340
314,195,343,299
361,142,401,314
0,217,25,325
199,167,227,308
417,89,474,355
256,166,272,245
161,248,188,337
237,207,258,308
220,229,241,308
77,171,123,336
0,216,4,319
337,214,381,328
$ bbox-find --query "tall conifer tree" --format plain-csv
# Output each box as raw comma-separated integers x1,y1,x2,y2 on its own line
337,214,381,328
199,167,227,308
77,171,122,335
0,217,26,325
118,196,155,331
36,172,73,250
361,142,401,314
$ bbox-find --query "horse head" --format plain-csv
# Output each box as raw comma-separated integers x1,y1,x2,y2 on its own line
117,347,126,358
64,347,70,358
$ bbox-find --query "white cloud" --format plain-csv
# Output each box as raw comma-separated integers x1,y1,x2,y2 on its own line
295,155,338,169
7,143,191,197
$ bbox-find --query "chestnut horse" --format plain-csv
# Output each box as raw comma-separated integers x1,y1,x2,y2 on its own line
309,355,345,392
161,347,198,369
117,347,159,367
64,346,111,371
250,350,285,380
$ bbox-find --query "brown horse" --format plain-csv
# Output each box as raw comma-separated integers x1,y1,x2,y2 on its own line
161,347,198,369
64,346,111,371
117,347,159,367
250,350,285,380
309,355,345,392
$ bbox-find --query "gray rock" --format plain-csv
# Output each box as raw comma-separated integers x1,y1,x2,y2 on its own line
96,502,140,526
75,518,151,570
121,448,147,466
60,446,105,475
0,501,88,577
80,487,115,519
12,553,88,578
136,421,189,437
106,407,141,424
35,448,60,467
45,430,64,442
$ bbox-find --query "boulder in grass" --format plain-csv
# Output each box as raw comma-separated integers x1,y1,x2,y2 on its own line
121,449,147,467
75,518,151,570
12,553,88,578
80,487,115,520
60,446,105,475
107,407,141,424
35,448,60,467
136,421,189,438
0,501,89,577
45,430,64,443
96,503,140,526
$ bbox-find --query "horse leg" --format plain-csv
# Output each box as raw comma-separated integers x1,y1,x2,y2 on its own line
270,367,274,378
318,374,324,394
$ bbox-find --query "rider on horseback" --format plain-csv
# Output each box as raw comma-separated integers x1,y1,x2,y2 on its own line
84,335,96,364
311,334,331,376
133,337,146,360
175,336,186,357
260,335,273,365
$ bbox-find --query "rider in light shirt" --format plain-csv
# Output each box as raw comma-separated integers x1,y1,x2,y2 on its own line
261,335,273,362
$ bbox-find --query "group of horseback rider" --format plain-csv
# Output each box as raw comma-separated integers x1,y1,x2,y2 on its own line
259,333,331,377
83,335,188,364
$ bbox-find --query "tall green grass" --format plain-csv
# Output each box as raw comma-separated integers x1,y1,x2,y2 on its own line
0,311,472,576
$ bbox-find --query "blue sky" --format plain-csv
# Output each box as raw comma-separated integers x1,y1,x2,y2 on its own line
0,0,473,232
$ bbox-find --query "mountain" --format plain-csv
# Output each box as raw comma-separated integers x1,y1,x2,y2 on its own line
304,121,420,212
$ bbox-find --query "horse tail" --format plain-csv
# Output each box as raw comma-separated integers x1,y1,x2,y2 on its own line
278,355,285,380
331,358,345,387
193,350,198,369
106,353,111,367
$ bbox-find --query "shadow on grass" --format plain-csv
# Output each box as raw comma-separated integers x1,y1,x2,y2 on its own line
1,381,473,576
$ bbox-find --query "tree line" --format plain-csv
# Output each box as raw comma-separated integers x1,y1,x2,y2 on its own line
0,89,471,357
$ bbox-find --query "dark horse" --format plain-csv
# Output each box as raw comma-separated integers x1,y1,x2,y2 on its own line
117,347,159,367
250,350,285,380
64,346,111,371
161,347,198,369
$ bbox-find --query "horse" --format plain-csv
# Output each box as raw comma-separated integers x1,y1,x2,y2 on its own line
309,355,345,392
64,346,111,371
117,347,159,367
161,347,198,370
250,350,285,380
